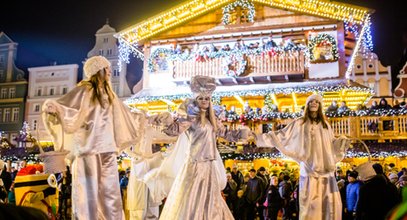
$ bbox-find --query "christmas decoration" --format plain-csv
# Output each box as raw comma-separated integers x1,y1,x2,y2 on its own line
308,33,339,62
127,80,373,104
222,0,256,25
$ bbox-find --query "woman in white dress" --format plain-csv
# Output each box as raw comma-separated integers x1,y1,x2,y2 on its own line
42,56,145,220
147,76,250,220
257,94,350,220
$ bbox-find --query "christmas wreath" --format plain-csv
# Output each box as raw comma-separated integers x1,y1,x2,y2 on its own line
222,54,249,77
222,0,255,25
308,33,339,62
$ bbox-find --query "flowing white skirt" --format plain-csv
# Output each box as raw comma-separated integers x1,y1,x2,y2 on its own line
159,159,234,220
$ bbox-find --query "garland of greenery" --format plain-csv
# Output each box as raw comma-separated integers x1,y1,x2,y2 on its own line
148,45,305,73
308,33,339,62
222,0,255,25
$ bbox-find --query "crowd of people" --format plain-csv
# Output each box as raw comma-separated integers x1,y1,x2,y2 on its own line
326,98,407,114
221,163,407,220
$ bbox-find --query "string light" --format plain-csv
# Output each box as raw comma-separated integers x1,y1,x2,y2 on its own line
116,0,372,65
126,80,373,104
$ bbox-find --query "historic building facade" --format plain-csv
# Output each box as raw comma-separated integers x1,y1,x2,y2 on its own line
26,64,78,141
86,20,131,99
0,32,28,144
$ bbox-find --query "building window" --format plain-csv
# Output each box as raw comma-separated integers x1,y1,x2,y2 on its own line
33,120,38,130
113,69,120,77
4,108,10,122
9,87,15,99
0,109,2,123
0,70,4,80
1,88,7,99
34,104,40,112
62,87,68,94
37,88,42,96
0,55,4,66
104,38,109,43
113,84,119,94
12,108,19,122
50,88,55,96
99,50,104,55
107,49,112,56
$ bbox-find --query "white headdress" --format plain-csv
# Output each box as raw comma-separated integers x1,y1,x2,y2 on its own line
83,56,111,79
306,94,323,106
190,76,216,98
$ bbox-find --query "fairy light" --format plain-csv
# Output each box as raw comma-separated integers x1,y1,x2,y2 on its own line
116,0,371,63
346,14,372,78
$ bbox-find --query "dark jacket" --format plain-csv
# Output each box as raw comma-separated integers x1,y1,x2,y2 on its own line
267,185,283,210
356,175,399,220
244,176,264,204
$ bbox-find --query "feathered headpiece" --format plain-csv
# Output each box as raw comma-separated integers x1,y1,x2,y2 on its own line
190,76,216,98
83,56,111,79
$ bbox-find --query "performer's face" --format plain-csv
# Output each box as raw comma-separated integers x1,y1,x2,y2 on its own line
197,95,210,109
308,99,320,112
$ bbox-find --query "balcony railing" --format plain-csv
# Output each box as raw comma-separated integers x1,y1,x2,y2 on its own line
171,51,305,80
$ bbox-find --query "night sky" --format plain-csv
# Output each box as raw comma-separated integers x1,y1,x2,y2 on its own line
1,0,406,83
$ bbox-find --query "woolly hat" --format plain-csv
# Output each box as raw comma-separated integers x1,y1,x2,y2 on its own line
190,75,216,98
389,173,399,180
306,94,323,106
83,56,111,79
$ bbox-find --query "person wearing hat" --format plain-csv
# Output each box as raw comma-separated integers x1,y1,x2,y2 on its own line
144,75,251,220
345,171,362,220
42,56,146,220
256,94,351,220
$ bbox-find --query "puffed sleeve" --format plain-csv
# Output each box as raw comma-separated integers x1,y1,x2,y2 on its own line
42,85,91,152
161,99,194,136
256,119,305,162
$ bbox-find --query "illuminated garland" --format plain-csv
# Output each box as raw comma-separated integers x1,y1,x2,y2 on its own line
128,80,373,103
308,33,339,62
222,0,255,25
147,45,304,73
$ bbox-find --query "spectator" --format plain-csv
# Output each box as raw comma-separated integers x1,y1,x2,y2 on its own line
338,101,350,113
224,173,238,211
266,176,283,220
378,98,392,109
257,167,269,220
389,173,399,184
345,171,363,220
279,174,293,220
231,165,245,190
244,168,265,220
369,100,379,110
265,35,277,49
393,100,402,109
327,100,338,112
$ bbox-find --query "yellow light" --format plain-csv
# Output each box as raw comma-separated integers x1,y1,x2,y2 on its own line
160,99,177,106
233,95,245,106
271,93,278,105
292,92,298,108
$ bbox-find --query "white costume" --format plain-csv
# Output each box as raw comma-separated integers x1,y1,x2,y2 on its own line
141,76,240,220
42,56,144,220
258,95,349,220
